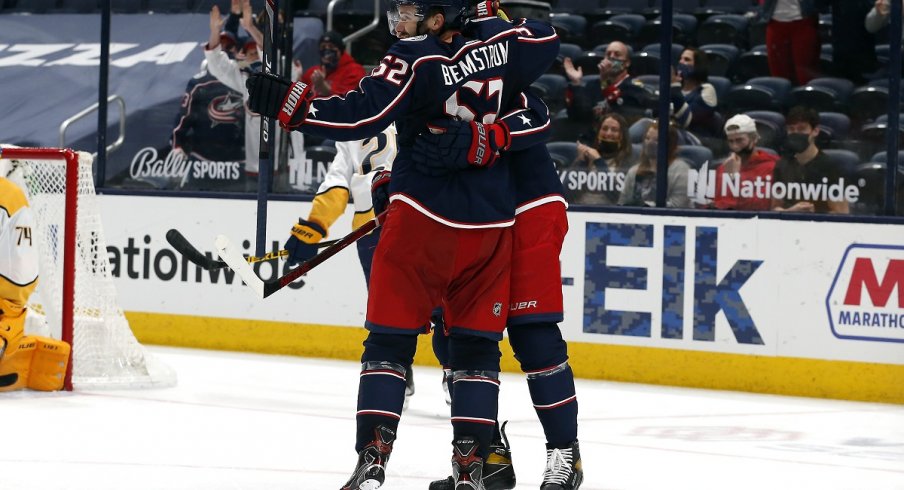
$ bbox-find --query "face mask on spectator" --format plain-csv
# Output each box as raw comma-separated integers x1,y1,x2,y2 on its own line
785,133,810,154
643,141,657,156
607,58,625,74
321,48,340,70
735,140,755,157
598,140,620,155
676,63,693,80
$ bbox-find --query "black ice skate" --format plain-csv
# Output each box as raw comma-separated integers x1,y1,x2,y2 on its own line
451,436,486,490
429,422,515,490
541,440,583,490
340,425,395,490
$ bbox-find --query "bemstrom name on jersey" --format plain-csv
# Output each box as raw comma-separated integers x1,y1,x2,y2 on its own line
440,41,509,86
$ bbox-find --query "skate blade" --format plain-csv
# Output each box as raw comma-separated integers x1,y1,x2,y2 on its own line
358,479,382,490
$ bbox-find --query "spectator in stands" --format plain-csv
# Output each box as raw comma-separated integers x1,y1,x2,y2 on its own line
204,0,305,189
170,0,247,190
772,106,850,214
830,0,877,84
619,121,692,208
300,31,366,97
761,0,821,85
563,113,635,205
563,41,645,122
671,47,720,138
866,0,904,37
711,114,779,211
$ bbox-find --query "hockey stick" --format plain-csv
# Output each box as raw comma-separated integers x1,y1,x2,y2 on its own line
166,229,337,271
216,210,387,299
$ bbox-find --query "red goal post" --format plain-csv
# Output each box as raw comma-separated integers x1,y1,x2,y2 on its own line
1,146,175,390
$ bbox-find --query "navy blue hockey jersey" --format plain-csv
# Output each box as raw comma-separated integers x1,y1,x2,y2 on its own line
497,91,566,210
294,17,559,227
171,67,245,162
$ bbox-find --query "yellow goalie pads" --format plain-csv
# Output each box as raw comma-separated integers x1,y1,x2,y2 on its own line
0,335,70,392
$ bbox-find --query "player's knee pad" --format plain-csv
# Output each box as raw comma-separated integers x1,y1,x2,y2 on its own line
447,333,500,372
508,322,568,372
361,331,418,367
0,335,70,392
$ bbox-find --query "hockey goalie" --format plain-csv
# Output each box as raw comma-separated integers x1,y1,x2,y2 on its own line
0,167,69,392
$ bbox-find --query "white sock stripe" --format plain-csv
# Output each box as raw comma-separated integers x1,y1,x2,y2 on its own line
534,394,577,410
452,377,500,386
356,409,401,419
451,416,496,425
525,361,569,378
360,370,406,381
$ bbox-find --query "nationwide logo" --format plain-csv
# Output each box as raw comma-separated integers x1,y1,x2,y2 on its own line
826,244,904,343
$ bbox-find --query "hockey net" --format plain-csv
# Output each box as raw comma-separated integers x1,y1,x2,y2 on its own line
1,147,176,390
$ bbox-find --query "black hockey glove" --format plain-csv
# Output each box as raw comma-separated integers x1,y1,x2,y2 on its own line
371,170,392,216
412,119,511,177
284,218,327,266
246,72,311,130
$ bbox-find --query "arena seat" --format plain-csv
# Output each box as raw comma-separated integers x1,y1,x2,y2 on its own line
547,141,579,169
822,149,861,178
701,0,755,14
788,77,855,113
732,45,770,83
572,51,605,74
641,43,685,63
744,110,785,150
550,13,588,46
707,75,732,106
848,85,891,124
869,150,904,164
696,14,749,48
818,112,851,143
850,162,888,215
700,43,740,78
724,76,791,113
590,13,644,47
676,145,714,169
650,0,702,14
530,74,569,114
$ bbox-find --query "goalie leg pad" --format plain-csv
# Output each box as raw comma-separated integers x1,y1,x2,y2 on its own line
0,335,70,392
0,336,34,391
27,336,70,391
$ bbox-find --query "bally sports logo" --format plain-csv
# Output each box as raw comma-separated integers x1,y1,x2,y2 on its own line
826,244,904,343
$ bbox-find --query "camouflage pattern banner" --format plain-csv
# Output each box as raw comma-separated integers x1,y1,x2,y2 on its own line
561,210,903,365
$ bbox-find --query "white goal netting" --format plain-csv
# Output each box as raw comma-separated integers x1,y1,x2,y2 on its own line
3,147,176,389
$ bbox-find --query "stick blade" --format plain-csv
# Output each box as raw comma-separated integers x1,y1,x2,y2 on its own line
215,235,265,299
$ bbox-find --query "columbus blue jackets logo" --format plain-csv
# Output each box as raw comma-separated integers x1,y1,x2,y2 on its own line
208,93,243,126
493,302,502,317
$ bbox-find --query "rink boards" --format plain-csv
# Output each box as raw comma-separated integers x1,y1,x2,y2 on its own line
99,195,904,404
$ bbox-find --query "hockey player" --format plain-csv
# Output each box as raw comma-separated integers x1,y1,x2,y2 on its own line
283,126,417,408
417,93,583,490
204,1,305,188
244,0,559,486
0,159,71,392
410,5,581,488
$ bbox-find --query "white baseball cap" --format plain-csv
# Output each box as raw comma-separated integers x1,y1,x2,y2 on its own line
724,114,758,135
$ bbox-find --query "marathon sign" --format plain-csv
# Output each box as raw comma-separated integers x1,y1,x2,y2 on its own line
826,244,904,344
